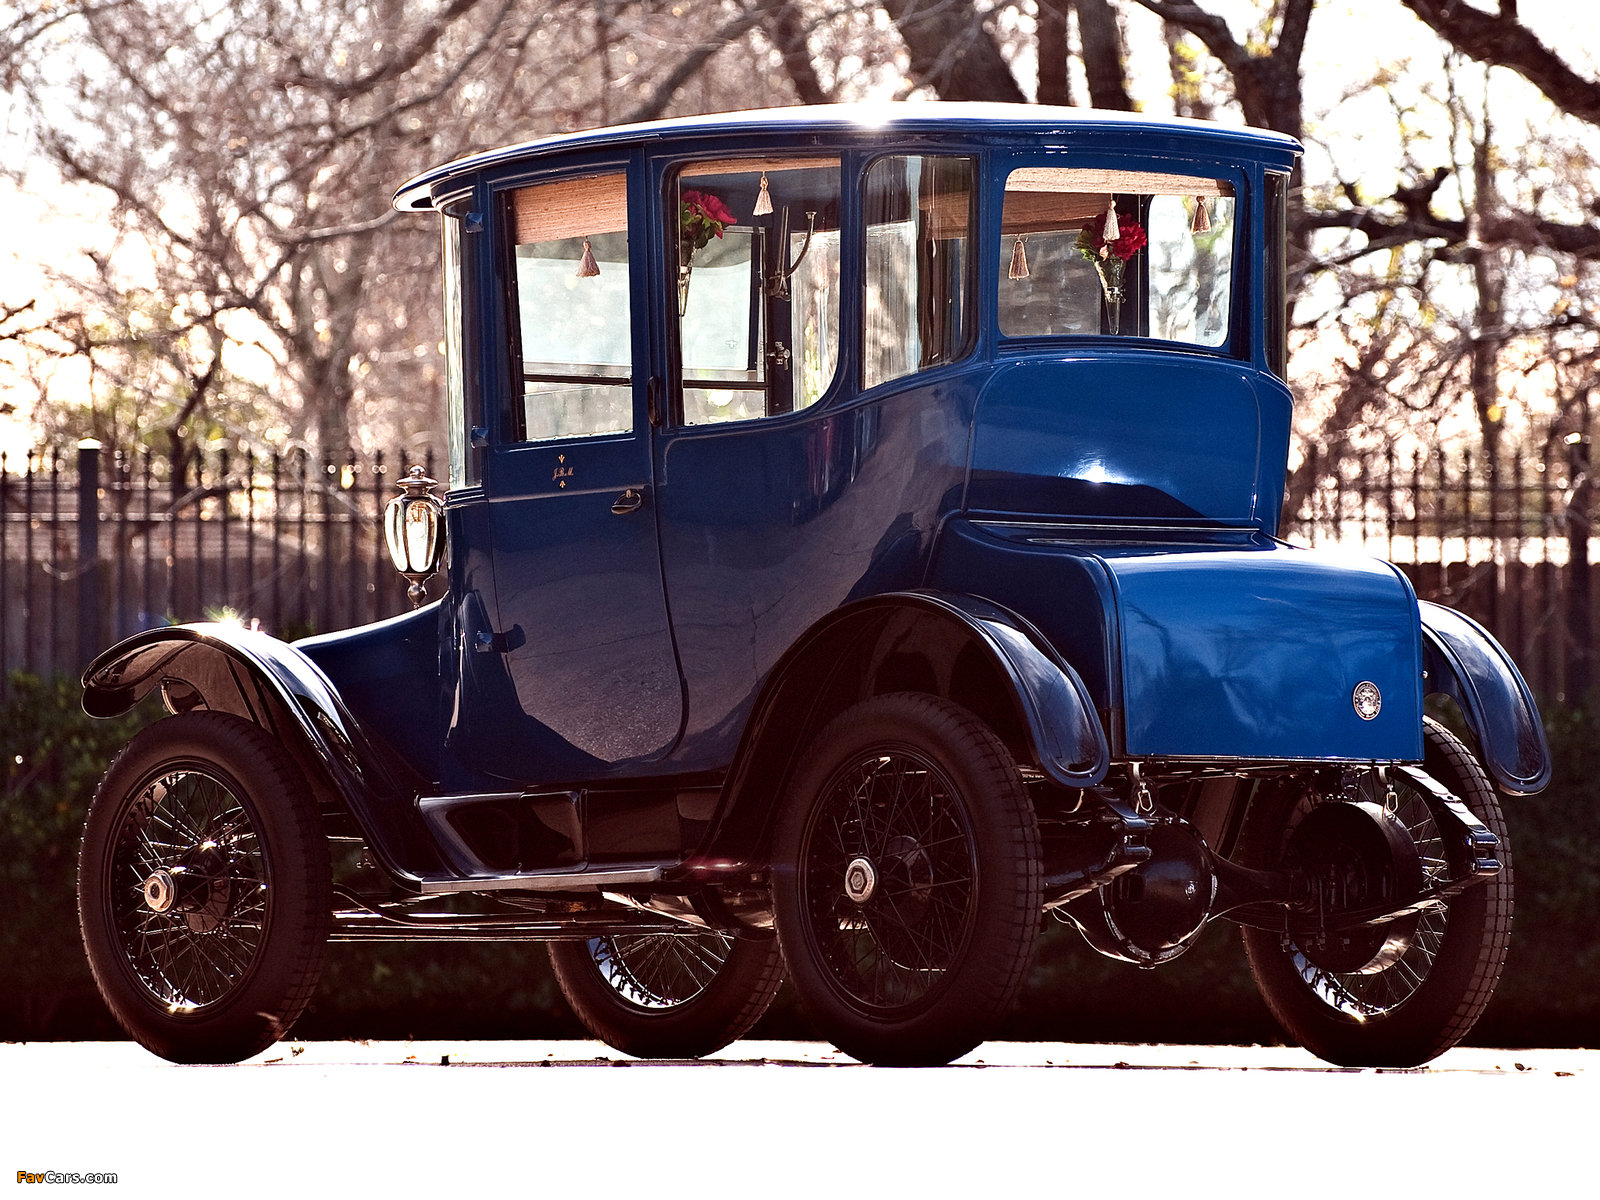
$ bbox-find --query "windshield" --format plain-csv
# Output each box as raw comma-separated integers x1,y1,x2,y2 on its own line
998,166,1236,348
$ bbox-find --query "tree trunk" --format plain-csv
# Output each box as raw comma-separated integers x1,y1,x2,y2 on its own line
770,2,829,106
1037,0,1073,107
1076,0,1132,110
880,0,1026,103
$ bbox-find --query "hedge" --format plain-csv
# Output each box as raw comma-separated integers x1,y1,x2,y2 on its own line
3,673,1595,1047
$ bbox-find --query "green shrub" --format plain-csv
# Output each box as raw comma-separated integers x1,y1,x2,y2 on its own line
0,674,156,1038
4,670,1597,1047
1473,702,1600,1045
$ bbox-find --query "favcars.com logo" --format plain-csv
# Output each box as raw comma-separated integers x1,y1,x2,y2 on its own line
17,1171,118,1184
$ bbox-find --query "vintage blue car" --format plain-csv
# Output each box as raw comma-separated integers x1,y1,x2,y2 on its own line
76,104,1549,1068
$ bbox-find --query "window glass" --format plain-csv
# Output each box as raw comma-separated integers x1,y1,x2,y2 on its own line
507,173,632,442
864,156,974,390
674,158,841,425
999,167,1235,348
441,214,470,488
1266,171,1288,378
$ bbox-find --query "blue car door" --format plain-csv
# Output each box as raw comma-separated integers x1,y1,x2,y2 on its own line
464,154,683,784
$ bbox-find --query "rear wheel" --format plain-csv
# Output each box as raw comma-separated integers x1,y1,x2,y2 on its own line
772,693,1041,1067
548,931,783,1058
78,712,332,1064
1240,718,1513,1067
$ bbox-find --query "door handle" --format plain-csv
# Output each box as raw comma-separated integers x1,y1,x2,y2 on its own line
611,488,644,515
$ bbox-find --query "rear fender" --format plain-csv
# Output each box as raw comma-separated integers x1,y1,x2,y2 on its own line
1419,601,1551,794
687,591,1108,872
81,624,447,883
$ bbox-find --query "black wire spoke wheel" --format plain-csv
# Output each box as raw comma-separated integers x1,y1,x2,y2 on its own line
549,929,783,1059
588,932,737,1008
112,767,269,1012
802,750,977,1010
774,693,1041,1068
1281,770,1449,1020
79,712,331,1064
1240,717,1513,1067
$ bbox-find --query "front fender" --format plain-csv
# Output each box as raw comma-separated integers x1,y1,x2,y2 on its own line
1420,601,1551,794
81,624,447,883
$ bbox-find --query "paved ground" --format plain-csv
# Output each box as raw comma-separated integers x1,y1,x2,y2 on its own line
4,1041,1593,1196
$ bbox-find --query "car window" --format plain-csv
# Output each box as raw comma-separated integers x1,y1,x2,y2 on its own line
441,211,472,487
998,167,1236,347
863,156,975,390
672,157,841,425
505,172,633,442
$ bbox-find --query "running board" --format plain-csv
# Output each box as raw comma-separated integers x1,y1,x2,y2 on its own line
413,863,668,895
329,887,684,943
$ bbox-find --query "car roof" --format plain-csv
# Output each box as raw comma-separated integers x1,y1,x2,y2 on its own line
393,102,1302,212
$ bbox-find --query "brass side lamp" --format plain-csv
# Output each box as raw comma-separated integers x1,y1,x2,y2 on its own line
384,466,445,606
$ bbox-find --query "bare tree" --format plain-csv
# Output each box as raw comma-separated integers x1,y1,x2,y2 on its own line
1402,0,1600,125
7,0,818,467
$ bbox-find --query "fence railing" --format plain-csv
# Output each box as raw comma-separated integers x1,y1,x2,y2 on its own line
5,436,1595,703
0,441,436,686
1283,438,1595,701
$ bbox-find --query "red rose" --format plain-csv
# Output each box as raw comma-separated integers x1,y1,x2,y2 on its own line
700,192,735,227
1111,222,1147,260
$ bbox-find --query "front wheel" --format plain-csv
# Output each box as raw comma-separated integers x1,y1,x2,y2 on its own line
772,693,1042,1067
1240,718,1513,1067
78,712,332,1064
548,931,784,1058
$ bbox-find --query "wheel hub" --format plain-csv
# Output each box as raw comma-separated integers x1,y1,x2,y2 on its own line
843,857,877,904
142,869,177,913
145,843,237,933
1287,800,1423,974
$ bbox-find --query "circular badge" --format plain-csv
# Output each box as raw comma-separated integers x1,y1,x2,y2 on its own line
1352,681,1382,721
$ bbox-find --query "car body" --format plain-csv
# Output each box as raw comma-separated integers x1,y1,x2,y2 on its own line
78,104,1547,1067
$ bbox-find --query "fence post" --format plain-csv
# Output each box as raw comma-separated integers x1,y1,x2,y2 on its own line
77,439,101,670
1568,431,1592,701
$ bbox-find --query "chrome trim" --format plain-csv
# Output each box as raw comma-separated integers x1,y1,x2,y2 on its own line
416,864,667,894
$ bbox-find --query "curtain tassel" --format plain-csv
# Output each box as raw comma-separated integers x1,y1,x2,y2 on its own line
1008,234,1030,280
577,238,600,278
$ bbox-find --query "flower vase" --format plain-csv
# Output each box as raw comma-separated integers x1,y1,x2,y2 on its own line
678,240,695,316
1094,257,1125,335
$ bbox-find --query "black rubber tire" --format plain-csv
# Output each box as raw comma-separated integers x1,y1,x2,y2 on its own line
1240,717,1514,1067
78,712,332,1064
772,693,1042,1067
548,932,784,1058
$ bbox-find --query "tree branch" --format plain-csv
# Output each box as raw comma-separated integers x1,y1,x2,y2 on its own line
1132,0,1312,137
878,0,1026,103
1401,0,1600,125
623,1,785,124
767,1,831,106
279,0,489,100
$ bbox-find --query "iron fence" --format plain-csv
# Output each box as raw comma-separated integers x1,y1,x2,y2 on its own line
0,442,436,686
5,435,1597,702
1284,437,1596,701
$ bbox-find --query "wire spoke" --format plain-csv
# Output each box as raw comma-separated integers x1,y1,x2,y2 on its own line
108,768,268,1013
803,745,978,1012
